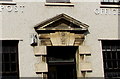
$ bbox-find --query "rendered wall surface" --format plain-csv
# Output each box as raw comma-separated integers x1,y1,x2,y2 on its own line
1,1,119,77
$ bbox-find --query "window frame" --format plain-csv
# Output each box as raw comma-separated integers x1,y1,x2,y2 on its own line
1,40,19,78
0,0,16,5
0,0,12,1
46,0,70,3
101,40,120,79
101,0,120,5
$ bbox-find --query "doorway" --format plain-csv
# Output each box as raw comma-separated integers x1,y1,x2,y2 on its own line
47,46,78,79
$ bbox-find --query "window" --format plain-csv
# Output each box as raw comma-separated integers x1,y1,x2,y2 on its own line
46,0,70,3
0,0,16,5
0,0,12,1
101,0,120,5
0,40,19,78
102,40,120,79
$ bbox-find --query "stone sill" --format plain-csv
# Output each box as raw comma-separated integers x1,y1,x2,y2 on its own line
100,5,120,8
0,38,23,41
45,3,74,6
0,1,16,5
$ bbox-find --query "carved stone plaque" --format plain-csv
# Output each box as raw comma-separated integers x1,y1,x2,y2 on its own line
50,32,75,46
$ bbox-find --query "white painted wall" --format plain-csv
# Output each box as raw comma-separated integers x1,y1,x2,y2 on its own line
1,1,119,77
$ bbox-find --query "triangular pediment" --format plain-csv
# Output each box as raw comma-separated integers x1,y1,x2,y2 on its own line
34,13,89,31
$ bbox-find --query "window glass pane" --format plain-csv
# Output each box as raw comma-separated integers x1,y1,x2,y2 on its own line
111,46,116,51
109,0,113,2
117,46,120,51
2,63,5,72
112,52,117,59
118,73,120,77
3,53,10,62
10,47,17,53
118,60,120,68
117,53,120,59
101,0,120,4
3,47,10,53
107,61,112,68
0,0,12,1
106,52,111,59
105,72,113,77
103,52,107,59
11,53,16,62
113,60,117,68
112,72,118,77
104,61,107,69
46,0,70,3
4,63,10,72
11,63,16,71
104,0,109,2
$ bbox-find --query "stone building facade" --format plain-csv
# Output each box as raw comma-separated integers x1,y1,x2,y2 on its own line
0,0,120,79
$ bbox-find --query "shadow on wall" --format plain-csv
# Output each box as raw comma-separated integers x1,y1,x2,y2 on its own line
118,16,120,38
